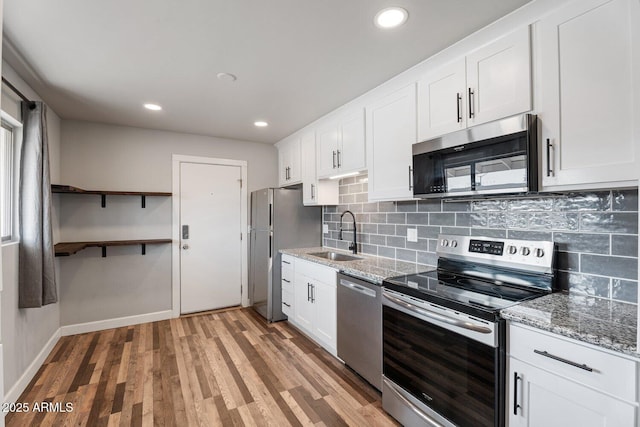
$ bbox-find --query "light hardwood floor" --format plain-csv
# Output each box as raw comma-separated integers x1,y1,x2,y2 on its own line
6,308,397,426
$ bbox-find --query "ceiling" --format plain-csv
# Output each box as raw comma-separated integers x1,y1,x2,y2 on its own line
3,0,532,144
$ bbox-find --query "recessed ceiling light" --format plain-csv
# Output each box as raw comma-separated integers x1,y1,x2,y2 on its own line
217,72,237,82
254,121,269,127
374,7,408,29
143,103,162,111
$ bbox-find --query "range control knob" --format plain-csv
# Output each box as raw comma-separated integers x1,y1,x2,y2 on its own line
450,240,458,248
507,245,518,255
520,247,531,256
535,248,545,258
441,239,449,247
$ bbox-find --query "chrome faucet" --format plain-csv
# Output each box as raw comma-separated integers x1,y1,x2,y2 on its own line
339,210,357,254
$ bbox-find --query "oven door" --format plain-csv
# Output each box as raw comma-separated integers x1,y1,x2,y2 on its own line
382,289,505,427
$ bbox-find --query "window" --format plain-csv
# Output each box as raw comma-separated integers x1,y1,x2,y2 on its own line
1,122,15,241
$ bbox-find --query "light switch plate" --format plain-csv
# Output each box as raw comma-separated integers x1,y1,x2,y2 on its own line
407,228,418,243
323,224,329,234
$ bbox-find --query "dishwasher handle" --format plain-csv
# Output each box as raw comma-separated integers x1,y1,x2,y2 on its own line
339,278,377,298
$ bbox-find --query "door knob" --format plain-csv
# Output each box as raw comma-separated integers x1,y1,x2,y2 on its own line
182,244,189,250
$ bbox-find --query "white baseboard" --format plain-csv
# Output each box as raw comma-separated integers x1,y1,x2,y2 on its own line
59,310,173,336
3,329,61,408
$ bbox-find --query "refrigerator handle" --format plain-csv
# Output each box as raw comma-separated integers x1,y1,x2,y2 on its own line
269,203,273,227
269,234,272,258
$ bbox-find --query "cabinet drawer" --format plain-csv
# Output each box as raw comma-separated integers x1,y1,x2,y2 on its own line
281,265,293,285
282,290,293,316
294,259,337,285
509,324,637,402
282,254,295,266
281,277,293,294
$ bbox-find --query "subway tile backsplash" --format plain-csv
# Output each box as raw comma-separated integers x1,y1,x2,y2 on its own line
323,174,639,305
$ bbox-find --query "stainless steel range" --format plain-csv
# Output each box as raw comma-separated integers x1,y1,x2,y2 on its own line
382,234,556,427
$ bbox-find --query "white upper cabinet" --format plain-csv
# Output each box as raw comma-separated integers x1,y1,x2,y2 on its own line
539,0,640,190
278,136,302,187
366,83,417,201
417,58,467,139
301,130,338,206
316,109,366,179
418,26,532,141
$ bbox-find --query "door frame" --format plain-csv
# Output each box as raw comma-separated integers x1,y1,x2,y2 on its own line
172,155,248,317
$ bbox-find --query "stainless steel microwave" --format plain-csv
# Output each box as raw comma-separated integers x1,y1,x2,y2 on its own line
412,113,538,198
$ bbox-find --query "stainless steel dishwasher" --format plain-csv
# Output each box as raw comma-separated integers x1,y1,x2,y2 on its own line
337,273,382,391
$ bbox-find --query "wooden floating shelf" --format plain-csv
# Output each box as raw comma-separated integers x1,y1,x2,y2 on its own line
52,185,171,208
55,239,172,257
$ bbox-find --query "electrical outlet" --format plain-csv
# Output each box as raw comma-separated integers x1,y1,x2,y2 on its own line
407,228,418,243
323,224,329,234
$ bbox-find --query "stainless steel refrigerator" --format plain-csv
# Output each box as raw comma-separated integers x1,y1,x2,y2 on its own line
249,188,322,322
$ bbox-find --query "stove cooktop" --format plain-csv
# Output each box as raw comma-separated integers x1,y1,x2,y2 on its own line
385,269,546,309
383,234,556,321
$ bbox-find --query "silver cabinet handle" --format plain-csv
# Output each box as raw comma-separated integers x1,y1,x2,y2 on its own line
182,244,189,250
310,284,315,303
311,183,315,199
546,138,553,177
513,372,521,415
336,150,341,168
456,93,462,123
283,302,291,307
468,87,475,118
534,349,593,372
282,278,290,283
408,166,413,191
383,292,491,334
332,151,337,168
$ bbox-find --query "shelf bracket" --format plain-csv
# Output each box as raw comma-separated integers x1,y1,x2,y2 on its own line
141,244,146,255
101,194,106,208
141,195,146,208
101,246,107,257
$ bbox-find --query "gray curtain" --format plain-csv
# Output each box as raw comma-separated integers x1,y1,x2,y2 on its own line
18,101,57,308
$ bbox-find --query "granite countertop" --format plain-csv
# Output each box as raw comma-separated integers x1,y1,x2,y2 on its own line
502,292,638,357
280,247,434,284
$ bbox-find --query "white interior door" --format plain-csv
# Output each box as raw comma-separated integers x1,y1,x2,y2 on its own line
180,162,242,313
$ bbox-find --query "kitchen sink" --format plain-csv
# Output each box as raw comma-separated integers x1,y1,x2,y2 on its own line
309,251,362,262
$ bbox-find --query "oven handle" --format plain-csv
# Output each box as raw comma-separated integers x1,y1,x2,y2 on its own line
384,379,442,427
383,292,492,334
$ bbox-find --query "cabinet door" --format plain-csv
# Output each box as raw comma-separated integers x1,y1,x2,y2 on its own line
288,137,302,184
293,272,314,333
338,109,366,173
301,131,318,205
466,25,531,127
317,123,339,179
509,358,636,427
366,83,417,201
540,0,640,189
417,58,467,141
278,143,289,187
312,280,337,355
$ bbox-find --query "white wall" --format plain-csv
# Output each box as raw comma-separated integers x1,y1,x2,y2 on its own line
58,120,277,325
1,61,62,402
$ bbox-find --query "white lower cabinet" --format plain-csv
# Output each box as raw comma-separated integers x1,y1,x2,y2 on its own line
508,323,638,427
285,257,338,356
